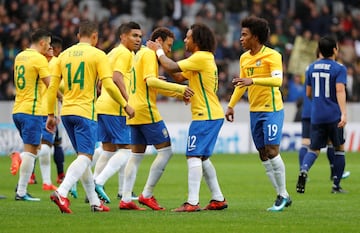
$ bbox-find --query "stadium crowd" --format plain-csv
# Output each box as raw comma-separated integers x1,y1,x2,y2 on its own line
0,0,360,102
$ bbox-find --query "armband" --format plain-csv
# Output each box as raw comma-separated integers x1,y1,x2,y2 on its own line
156,49,165,58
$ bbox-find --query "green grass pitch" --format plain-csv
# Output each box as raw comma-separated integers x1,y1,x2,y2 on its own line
0,152,359,233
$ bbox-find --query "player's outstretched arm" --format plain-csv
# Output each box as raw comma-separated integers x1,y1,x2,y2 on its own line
146,77,194,98
146,40,182,73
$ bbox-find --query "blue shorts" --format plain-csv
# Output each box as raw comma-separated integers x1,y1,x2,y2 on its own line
250,110,284,149
310,121,345,149
186,119,223,157
13,113,42,145
41,116,55,144
98,114,130,144
130,120,170,145
61,115,97,155
301,118,311,139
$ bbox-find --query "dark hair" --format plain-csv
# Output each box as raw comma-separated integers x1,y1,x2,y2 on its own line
318,35,337,58
51,35,63,48
121,21,141,35
31,29,51,44
150,27,174,42
190,23,216,53
116,21,141,40
78,20,98,37
241,16,270,44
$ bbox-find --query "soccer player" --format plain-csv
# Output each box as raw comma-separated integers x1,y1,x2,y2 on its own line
119,27,194,210
12,28,52,201
46,20,134,213
24,36,65,187
147,23,227,212
225,16,291,211
93,21,142,203
35,44,59,192
50,36,67,184
296,35,347,194
299,50,350,181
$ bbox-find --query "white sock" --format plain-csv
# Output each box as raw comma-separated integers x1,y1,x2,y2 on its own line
270,155,289,198
57,155,91,197
187,157,202,205
262,159,279,194
95,149,130,186
117,149,131,195
202,159,224,201
17,152,36,196
93,150,115,179
38,144,52,185
91,146,103,167
142,146,173,198
80,165,100,206
122,153,144,202
118,170,124,196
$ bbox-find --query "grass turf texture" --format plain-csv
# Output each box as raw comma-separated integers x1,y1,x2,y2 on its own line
0,152,359,233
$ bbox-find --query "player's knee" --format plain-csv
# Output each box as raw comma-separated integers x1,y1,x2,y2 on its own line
265,145,279,158
258,148,268,161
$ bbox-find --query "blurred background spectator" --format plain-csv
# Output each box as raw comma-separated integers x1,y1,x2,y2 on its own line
0,0,359,103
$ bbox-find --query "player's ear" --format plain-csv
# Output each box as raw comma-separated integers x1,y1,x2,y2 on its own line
39,38,45,47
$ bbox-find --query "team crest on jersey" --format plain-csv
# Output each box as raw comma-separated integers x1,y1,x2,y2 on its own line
256,60,261,66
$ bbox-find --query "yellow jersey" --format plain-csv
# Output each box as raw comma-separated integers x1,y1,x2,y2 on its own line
229,46,283,112
12,48,50,115
127,46,161,125
96,44,134,116
39,56,59,116
177,51,224,120
52,42,112,120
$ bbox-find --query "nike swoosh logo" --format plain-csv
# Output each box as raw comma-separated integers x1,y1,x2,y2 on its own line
56,192,65,205
269,137,276,141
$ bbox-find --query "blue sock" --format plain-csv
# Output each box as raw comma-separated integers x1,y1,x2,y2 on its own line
327,145,335,178
298,146,308,170
54,145,65,174
333,151,345,188
300,151,318,172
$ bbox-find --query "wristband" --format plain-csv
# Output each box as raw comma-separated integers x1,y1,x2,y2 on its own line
156,49,165,58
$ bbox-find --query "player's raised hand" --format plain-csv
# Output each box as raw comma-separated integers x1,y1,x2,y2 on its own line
146,40,161,51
